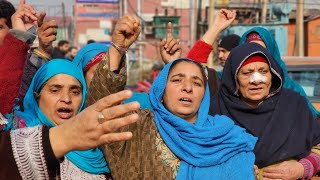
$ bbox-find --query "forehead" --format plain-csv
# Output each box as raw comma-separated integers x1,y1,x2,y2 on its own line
169,61,204,79
218,47,228,51
44,74,81,87
240,62,269,71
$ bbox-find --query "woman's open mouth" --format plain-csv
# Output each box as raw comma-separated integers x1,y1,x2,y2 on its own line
56,107,73,119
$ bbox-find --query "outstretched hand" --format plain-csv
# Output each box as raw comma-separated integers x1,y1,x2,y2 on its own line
160,22,182,64
262,160,304,180
11,0,38,31
50,90,140,158
37,11,57,54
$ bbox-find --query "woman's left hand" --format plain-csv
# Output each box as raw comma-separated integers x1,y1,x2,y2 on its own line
262,160,304,180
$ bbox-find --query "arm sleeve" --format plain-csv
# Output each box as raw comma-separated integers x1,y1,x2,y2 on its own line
187,40,213,63
85,52,127,107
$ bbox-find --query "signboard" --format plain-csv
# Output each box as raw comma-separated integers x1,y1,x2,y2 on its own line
75,3,119,21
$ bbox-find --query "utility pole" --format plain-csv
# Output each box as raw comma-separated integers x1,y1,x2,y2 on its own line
296,0,304,56
62,2,67,40
137,0,143,80
207,0,215,67
261,0,268,24
124,0,128,14
196,0,202,39
189,0,198,47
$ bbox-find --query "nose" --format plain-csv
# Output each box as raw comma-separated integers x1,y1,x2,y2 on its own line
249,72,266,85
181,81,193,93
60,91,72,104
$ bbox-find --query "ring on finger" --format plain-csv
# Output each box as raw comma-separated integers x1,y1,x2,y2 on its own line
97,112,105,124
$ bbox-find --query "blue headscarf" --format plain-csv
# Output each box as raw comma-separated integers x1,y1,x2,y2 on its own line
240,27,320,118
149,58,257,179
73,43,109,71
14,59,109,174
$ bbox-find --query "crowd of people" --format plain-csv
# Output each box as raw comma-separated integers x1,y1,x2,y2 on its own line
1,0,320,179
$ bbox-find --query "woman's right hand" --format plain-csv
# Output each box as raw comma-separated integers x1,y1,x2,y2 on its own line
160,22,182,64
49,90,140,159
37,12,57,55
112,14,141,52
212,9,236,33
201,9,236,45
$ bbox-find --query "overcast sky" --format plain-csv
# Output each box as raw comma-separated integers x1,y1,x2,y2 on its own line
9,0,320,17
10,0,74,16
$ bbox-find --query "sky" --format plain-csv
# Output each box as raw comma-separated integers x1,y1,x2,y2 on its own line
9,0,320,17
10,0,74,16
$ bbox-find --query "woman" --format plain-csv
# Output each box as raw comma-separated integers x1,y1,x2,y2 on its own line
5,59,111,179
98,55,257,179
239,27,320,118
210,43,320,179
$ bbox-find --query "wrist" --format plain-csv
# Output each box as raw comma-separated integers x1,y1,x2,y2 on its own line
202,27,220,45
49,123,73,159
33,48,52,60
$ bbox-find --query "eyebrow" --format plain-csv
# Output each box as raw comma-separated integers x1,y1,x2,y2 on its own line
47,84,82,90
170,73,204,84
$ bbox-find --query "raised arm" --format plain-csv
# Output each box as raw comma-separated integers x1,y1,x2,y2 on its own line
86,14,141,106
187,9,236,63
18,12,57,107
1,90,139,179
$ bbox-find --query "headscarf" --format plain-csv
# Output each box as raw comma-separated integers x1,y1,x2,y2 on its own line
14,59,109,174
240,26,320,118
210,43,320,168
218,34,240,51
73,43,109,72
149,58,257,179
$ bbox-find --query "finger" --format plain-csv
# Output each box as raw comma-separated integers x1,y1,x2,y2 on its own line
38,11,46,27
167,39,178,51
170,43,180,54
166,22,173,41
164,37,174,49
101,102,140,121
18,0,26,9
23,4,37,15
133,15,140,28
99,132,133,145
263,167,282,174
100,113,139,133
42,28,57,37
122,14,136,23
262,171,283,179
93,90,134,112
42,35,56,42
119,22,134,35
19,11,38,22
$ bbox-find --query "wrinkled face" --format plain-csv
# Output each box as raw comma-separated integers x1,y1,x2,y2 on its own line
60,43,70,53
0,18,10,46
250,40,267,49
38,74,83,125
85,63,99,87
218,47,231,67
163,61,205,123
237,62,272,107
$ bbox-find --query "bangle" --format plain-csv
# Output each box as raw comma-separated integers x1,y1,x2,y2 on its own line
33,48,51,60
110,42,127,55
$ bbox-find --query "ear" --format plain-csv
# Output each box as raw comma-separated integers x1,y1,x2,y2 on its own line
33,92,40,100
